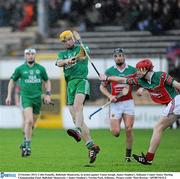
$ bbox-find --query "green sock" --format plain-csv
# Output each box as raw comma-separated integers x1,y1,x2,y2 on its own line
75,127,81,133
25,140,31,148
86,140,94,150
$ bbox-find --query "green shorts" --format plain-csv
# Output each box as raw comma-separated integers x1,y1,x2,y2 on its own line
67,79,90,105
21,96,42,114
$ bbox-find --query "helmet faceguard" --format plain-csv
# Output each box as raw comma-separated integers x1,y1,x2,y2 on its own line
136,59,154,78
24,48,36,65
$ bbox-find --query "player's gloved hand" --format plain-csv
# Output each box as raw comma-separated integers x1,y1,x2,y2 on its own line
55,57,77,67
66,57,77,65
108,95,117,103
55,60,60,66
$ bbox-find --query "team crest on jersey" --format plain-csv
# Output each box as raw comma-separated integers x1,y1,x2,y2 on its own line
36,69,40,74
29,70,34,75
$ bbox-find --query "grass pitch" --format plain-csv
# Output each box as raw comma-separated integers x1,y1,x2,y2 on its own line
0,128,180,172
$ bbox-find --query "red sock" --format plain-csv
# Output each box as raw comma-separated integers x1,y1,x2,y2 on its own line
146,152,155,161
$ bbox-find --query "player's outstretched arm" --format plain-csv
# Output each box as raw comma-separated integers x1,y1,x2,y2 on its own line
5,79,15,105
108,76,127,83
99,74,127,84
172,80,180,91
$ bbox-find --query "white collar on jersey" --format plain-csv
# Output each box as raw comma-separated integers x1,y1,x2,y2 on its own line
114,63,128,73
147,71,155,84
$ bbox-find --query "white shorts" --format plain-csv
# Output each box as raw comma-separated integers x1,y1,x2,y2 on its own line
162,95,180,117
110,99,135,119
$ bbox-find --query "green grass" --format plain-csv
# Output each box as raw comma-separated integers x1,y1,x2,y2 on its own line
0,128,180,172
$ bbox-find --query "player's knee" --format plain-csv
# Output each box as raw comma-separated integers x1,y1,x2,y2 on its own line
73,104,83,112
25,118,34,126
111,129,120,137
156,116,171,131
154,121,165,133
125,126,133,133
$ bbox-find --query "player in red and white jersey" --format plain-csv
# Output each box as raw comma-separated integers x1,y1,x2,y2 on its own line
100,48,137,162
99,58,180,165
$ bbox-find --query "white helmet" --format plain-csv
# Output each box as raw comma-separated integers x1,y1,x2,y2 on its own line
24,48,36,55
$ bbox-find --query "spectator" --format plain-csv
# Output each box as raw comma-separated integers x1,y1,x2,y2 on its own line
137,2,152,31
0,4,6,26
171,0,180,29
60,0,72,22
48,0,59,27
85,5,101,30
18,1,34,31
4,1,13,26
127,2,140,30
100,0,117,25
160,3,173,31
10,3,23,31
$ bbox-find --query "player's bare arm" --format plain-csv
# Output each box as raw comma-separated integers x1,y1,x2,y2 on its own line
100,84,117,103
56,57,77,67
172,80,180,91
5,79,15,105
108,76,127,83
99,74,127,84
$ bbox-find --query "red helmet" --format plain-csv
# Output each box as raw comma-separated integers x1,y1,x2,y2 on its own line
136,59,154,71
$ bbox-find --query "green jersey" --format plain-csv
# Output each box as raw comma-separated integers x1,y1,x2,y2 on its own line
11,62,48,98
57,44,89,82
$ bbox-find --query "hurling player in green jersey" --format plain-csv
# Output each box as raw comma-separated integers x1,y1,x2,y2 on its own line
5,48,52,157
56,30,100,163
99,59,180,165
100,48,137,162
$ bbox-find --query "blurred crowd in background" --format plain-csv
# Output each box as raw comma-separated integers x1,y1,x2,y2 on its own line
0,0,180,33
0,0,36,31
